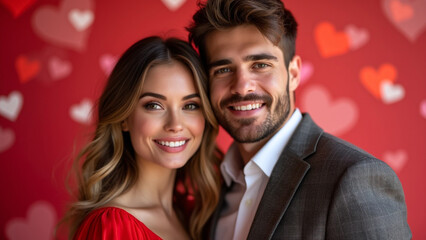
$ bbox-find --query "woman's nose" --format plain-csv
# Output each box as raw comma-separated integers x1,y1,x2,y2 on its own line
164,110,183,132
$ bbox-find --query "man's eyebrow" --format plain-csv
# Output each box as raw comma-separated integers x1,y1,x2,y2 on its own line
244,53,278,62
208,54,278,70
140,92,166,100
208,59,232,69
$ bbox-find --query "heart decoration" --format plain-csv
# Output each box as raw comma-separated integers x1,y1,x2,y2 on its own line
0,126,15,153
0,91,23,122
300,61,314,85
383,149,408,172
70,99,93,124
32,0,94,51
382,0,426,42
0,0,37,18
390,0,413,22
161,0,186,11
359,63,397,99
99,54,118,76
420,99,426,119
15,55,41,84
380,80,405,104
344,24,370,50
48,56,72,80
5,201,57,240
314,22,350,58
68,9,94,31
300,85,358,136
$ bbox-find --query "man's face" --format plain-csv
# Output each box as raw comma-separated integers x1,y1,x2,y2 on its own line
205,25,300,143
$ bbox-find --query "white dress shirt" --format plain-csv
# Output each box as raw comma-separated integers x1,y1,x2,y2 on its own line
215,109,302,240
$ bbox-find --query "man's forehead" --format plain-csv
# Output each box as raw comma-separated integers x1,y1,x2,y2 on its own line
204,25,284,63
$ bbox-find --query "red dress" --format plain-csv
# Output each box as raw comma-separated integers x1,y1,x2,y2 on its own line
74,207,162,240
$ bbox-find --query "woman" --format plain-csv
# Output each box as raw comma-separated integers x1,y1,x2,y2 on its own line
63,37,221,239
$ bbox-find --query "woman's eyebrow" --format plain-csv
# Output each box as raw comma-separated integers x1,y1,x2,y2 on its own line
140,92,166,100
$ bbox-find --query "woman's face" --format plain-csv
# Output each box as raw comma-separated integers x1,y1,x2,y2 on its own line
123,61,205,169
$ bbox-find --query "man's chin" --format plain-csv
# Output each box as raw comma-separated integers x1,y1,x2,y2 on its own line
225,124,268,143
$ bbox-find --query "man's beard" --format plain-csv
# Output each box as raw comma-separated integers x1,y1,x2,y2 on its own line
214,82,291,143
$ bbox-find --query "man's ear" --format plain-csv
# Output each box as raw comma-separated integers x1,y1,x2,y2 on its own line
121,120,129,132
288,55,301,92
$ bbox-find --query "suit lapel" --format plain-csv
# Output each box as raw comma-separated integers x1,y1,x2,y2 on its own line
247,114,323,240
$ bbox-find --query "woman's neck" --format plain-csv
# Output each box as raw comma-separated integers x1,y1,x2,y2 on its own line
112,161,177,213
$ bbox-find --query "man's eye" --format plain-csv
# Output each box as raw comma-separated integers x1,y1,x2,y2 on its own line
214,68,231,75
253,63,270,69
144,102,162,110
184,103,200,110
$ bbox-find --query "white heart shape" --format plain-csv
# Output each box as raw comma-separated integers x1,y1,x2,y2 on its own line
70,99,93,124
161,0,186,11
380,80,405,104
0,91,23,122
68,9,94,31
344,24,370,50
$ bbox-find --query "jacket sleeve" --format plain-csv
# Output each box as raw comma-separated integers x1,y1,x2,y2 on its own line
326,159,412,240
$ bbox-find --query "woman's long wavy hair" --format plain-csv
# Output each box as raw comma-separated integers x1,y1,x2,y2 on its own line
62,36,221,240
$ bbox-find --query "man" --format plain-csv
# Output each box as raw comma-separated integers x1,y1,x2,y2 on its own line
187,0,411,239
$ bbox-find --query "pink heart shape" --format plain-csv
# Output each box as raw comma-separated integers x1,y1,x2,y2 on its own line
420,99,426,119
344,24,370,50
300,61,314,85
382,0,426,42
48,56,72,80
31,0,94,51
383,149,408,172
99,54,118,76
5,201,57,240
0,126,15,153
300,85,359,136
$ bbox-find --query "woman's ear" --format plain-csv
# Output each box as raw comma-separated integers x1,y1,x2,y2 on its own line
121,120,129,131
288,55,301,92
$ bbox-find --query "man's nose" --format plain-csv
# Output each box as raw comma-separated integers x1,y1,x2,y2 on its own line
230,68,256,95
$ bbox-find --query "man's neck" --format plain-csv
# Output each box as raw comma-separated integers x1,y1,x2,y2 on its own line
237,134,273,165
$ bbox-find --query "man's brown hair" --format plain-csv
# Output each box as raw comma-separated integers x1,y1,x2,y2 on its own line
187,0,298,68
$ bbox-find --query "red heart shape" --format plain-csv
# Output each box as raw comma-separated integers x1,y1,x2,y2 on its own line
15,55,41,83
359,64,397,99
0,0,36,18
314,22,350,58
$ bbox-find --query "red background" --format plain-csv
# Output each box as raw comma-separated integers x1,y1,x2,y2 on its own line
1,0,425,239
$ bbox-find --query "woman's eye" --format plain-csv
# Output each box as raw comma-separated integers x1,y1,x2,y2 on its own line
144,102,162,110
184,103,200,110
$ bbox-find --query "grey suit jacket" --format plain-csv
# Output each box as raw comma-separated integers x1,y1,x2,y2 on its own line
207,114,411,240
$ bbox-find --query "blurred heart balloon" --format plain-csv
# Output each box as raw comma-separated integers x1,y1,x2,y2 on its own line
382,0,426,42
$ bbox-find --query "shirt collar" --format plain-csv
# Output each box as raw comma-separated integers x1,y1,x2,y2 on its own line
221,109,303,186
